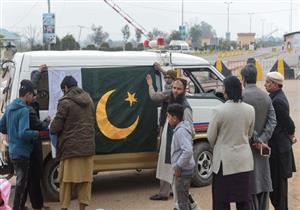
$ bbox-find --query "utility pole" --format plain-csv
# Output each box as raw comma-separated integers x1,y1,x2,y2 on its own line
261,19,265,48
270,22,274,34
77,25,84,49
47,0,51,50
248,12,254,32
261,19,265,38
290,0,293,32
224,1,232,41
182,0,184,26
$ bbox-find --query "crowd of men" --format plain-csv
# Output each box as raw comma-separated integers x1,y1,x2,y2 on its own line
146,62,297,210
0,61,297,210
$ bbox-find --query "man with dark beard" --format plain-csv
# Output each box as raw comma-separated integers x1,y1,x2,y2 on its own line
146,74,194,205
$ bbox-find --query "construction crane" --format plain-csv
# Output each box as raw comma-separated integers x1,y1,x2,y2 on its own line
104,0,148,38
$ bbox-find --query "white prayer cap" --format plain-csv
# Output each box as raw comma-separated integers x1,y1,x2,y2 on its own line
266,72,284,85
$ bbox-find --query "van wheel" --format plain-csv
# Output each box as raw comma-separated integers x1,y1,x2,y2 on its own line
192,142,213,187
42,158,60,201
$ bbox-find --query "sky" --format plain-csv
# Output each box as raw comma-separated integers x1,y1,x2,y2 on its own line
0,0,299,44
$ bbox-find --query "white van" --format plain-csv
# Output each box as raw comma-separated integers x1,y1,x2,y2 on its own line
169,40,193,54
0,50,224,200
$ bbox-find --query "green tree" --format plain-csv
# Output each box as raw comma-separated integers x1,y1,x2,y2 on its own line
51,37,61,50
189,24,202,48
99,42,110,51
121,25,130,50
135,29,142,43
152,28,168,39
31,44,44,51
125,42,133,51
147,32,154,40
0,34,3,48
89,25,109,48
199,21,216,38
83,44,97,50
61,34,80,50
168,30,181,43
136,43,144,51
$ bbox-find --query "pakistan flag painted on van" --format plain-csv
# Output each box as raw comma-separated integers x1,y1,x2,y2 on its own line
81,66,158,154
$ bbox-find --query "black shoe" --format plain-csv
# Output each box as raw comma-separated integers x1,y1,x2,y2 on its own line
149,194,168,201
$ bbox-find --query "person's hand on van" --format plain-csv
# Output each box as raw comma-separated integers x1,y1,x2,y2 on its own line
153,62,167,77
146,74,153,86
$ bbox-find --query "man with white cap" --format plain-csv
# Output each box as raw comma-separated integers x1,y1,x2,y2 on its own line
264,72,297,210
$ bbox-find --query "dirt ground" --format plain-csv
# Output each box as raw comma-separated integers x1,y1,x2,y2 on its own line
8,80,300,210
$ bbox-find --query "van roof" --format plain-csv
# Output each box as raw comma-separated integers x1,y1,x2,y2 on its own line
16,50,209,67
169,40,189,46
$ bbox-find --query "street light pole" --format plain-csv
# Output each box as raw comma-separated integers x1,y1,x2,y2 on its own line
290,0,293,32
47,0,50,13
47,0,51,50
181,0,184,26
248,12,254,32
261,19,265,38
224,1,232,41
78,25,84,49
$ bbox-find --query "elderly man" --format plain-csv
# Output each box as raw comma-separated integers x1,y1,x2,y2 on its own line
264,72,297,210
50,76,95,210
152,62,177,133
146,73,194,202
241,64,277,210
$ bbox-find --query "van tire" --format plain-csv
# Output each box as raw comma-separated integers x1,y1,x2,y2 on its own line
42,158,60,201
192,142,213,187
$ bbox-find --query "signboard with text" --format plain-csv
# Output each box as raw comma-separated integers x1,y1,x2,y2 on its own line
43,13,56,44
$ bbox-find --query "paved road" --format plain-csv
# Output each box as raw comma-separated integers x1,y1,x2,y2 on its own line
9,81,296,210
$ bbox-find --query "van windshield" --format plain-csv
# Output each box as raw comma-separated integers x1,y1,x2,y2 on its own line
169,45,181,50
182,46,188,50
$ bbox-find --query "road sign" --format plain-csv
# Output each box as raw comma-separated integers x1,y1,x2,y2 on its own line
179,25,187,40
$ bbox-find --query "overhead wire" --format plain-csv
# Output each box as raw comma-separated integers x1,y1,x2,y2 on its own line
9,0,40,28
120,3,298,16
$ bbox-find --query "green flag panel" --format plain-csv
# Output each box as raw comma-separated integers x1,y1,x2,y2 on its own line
81,66,158,154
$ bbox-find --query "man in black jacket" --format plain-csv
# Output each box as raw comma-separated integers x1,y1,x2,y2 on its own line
20,79,50,210
264,72,297,210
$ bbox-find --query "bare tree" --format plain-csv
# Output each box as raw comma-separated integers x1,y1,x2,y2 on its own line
89,24,109,48
135,29,142,43
23,25,40,50
121,24,130,51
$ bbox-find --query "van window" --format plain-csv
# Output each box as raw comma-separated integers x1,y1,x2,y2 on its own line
181,46,188,50
154,69,163,91
31,70,49,110
179,68,223,95
190,69,223,93
176,69,200,94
